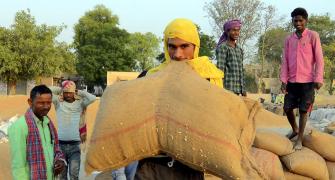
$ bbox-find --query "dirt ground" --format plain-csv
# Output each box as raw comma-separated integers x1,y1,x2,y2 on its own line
0,93,334,179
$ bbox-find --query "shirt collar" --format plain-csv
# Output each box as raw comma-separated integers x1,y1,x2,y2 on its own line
224,41,240,49
32,112,49,125
294,28,309,38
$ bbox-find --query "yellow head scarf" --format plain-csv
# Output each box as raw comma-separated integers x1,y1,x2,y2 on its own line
148,18,224,88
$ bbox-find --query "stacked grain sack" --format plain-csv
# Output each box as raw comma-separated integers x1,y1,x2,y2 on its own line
85,62,268,179
302,130,335,179
85,61,335,179
253,122,335,179
308,108,335,179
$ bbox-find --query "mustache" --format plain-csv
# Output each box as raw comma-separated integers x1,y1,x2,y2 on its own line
171,58,188,61
42,108,50,112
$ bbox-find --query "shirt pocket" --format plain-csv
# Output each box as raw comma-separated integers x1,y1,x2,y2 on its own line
301,38,313,54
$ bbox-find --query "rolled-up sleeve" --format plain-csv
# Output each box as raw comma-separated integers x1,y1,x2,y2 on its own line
49,86,61,108
78,90,96,107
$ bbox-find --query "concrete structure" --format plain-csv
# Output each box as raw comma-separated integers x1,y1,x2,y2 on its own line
107,72,139,86
0,77,55,95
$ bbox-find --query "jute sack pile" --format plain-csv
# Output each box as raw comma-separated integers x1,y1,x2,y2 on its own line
303,129,335,161
326,161,335,180
85,61,266,179
253,130,294,156
280,147,329,180
251,147,285,180
284,170,313,180
252,108,288,128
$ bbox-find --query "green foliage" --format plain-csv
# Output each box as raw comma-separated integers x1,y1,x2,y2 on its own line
156,52,165,63
244,70,258,93
205,0,264,48
198,26,216,59
74,5,135,87
323,43,335,94
0,9,75,84
307,14,335,94
128,32,160,71
308,14,335,45
257,27,289,65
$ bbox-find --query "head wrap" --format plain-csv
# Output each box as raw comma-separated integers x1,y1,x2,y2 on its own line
148,18,224,88
216,19,242,48
62,80,76,93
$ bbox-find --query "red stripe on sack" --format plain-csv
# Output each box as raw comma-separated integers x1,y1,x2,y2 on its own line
90,115,239,154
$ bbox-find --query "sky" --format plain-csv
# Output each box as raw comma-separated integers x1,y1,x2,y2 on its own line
1,0,335,44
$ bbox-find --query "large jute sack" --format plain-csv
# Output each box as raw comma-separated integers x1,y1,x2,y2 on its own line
303,129,335,161
251,148,285,180
327,161,335,180
85,61,266,179
253,108,289,128
284,171,313,180
253,130,294,156
280,147,329,180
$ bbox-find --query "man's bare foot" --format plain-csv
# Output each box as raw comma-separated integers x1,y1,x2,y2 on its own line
287,131,298,140
294,140,303,150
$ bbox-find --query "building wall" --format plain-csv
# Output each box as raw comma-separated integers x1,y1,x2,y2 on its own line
26,80,36,95
0,82,7,95
0,77,54,95
107,72,139,86
15,80,27,95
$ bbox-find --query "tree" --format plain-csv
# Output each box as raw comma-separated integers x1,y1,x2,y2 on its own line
204,0,264,49
323,43,335,94
74,5,135,88
307,14,335,94
197,25,216,59
256,26,289,93
244,70,258,93
254,27,288,87
0,10,75,94
256,5,278,93
308,14,335,45
128,32,160,71
257,28,288,66
156,52,165,63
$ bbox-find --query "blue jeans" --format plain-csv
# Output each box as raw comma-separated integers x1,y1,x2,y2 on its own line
59,142,81,180
112,161,139,180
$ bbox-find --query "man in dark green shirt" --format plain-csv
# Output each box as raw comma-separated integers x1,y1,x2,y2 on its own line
216,19,246,96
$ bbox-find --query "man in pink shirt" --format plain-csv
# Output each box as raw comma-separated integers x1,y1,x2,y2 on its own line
280,7,324,150
280,8,324,150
